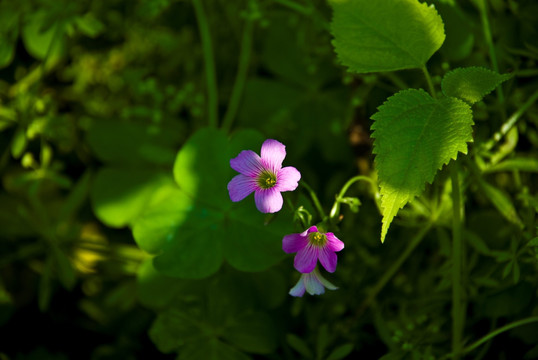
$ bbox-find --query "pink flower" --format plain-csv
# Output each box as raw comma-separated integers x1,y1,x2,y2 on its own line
289,268,338,297
282,226,344,274
227,139,301,213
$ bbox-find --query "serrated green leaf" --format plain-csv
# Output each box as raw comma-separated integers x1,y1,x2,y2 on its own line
477,179,523,228
441,67,511,104
331,0,445,73
371,89,473,242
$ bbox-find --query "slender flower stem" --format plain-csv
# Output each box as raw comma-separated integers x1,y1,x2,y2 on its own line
336,175,374,200
356,222,432,315
192,0,218,128
450,163,464,360
221,16,254,133
422,65,437,99
300,181,326,220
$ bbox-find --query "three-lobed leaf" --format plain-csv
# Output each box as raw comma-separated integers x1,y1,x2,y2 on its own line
371,89,473,242
131,128,293,278
441,66,511,104
331,0,445,73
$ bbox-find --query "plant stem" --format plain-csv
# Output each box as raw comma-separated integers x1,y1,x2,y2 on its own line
450,163,464,360
300,181,326,220
192,0,218,128
221,15,254,133
441,316,538,359
336,175,375,200
357,222,432,315
477,0,506,119
422,66,437,99
483,88,538,151
462,316,538,355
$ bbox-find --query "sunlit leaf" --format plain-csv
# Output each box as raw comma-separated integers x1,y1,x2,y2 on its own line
371,89,473,242
90,167,171,228
331,0,445,73
442,67,511,104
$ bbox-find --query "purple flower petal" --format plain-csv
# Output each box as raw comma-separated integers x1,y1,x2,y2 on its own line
260,139,286,173
306,226,319,235
318,247,337,273
304,272,325,295
276,166,301,192
230,150,263,177
326,233,345,252
294,244,318,273
228,174,257,202
282,233,308,254
289,278,306,297
254,187,283,213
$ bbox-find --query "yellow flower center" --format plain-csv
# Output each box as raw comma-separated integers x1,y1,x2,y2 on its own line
308,232,327,247
258,170,277,189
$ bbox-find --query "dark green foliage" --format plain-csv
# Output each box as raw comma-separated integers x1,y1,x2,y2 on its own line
1,0,538,359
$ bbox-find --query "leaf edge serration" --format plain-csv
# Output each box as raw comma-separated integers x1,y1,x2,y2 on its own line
329,0,446,74
370,89,473,242
441,66,512,104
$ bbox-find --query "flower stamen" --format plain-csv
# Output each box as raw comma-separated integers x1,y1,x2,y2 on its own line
258,170,277,189
308,232,327,247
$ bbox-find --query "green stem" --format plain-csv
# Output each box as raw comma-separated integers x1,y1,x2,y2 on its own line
450,163,464,360
422,66,437,99
192,0,218,127
463,316,538,355
336,175,374,200
441,316,538,359
478,0,506,118
357,222,432,315
483,89,538,151
300,180,326,220
221,16,254,132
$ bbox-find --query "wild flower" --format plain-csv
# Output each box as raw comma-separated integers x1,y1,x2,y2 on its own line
228,139,301,213
282,225,344,273
289,268,338,297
